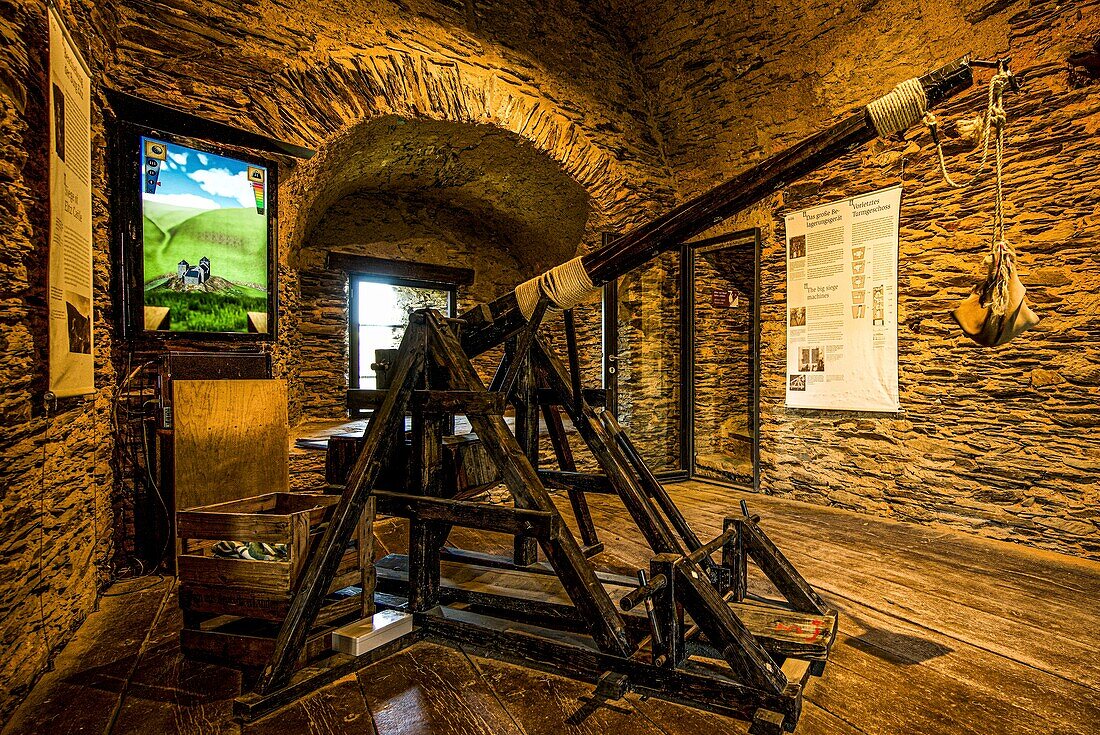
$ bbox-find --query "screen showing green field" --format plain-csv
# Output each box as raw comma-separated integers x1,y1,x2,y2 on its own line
140,136,270,334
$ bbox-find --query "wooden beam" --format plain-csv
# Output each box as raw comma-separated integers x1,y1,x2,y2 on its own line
744,519,831,615
536,388,607,406
458,58,974,357
325,252,475,286
537,470,616,495
411,390,505,415
419,605,802,725
255,319,426,693
374,491,558,539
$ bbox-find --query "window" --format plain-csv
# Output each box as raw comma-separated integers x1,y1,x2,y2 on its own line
349,275,456,391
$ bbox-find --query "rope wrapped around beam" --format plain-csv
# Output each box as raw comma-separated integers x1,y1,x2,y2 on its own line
515,256,600,320
866,77,928,136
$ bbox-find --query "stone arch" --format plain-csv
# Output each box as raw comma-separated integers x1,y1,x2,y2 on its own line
269,47,665,265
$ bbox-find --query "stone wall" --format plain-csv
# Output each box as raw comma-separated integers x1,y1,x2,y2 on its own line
0,0,119,720
104,0,675,424
300,190,534,417
0,0,678,720
296,116,593,418
620,0,1100,556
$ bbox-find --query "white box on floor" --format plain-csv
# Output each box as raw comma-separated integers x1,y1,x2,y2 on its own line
331,610,413,656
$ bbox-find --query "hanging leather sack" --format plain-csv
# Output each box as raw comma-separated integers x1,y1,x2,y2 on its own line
952,240,1039,347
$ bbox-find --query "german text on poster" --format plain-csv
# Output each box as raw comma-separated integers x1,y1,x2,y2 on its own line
784,186,900,412
48,5,94,397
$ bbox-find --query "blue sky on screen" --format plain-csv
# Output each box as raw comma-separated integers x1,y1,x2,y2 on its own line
142,137,265,211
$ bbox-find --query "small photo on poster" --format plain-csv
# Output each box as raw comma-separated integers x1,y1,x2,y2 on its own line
52,83,66,162
799,346,826,373
788,234,806,260
64,291,91,354
789,306,806,327
789,374,807,391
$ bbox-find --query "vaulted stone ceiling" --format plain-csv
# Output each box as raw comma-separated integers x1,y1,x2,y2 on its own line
294,116,590,275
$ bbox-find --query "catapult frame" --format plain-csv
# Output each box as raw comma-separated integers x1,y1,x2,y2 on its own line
229,56,983,733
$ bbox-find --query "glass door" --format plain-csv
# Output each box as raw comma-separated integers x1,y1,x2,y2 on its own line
687,230,760,488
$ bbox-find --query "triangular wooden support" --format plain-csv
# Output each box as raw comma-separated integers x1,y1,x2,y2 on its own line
250,308,833,730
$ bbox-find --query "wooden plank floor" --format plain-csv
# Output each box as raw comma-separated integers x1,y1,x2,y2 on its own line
5,480,1099,735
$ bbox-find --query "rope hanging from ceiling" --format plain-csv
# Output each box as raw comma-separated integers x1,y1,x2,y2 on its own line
923,67,1039,347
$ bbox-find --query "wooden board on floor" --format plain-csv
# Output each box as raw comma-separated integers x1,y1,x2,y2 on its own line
466,651,666,735
173,379,288,511
111,588,244,735
1,578,172,735
358,642,522,735
242,673,374,735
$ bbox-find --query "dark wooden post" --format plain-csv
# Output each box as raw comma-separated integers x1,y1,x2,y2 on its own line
256,319,426,693
650,554,683,669
722,516,747,602
360,496,376,617
410,404,445,611
513,343,539,567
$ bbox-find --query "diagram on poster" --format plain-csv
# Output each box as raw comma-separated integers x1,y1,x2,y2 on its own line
48,6,94,397
784,186,900,412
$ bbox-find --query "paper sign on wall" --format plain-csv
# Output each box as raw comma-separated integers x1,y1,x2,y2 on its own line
48,5,95,398
784,186,900,412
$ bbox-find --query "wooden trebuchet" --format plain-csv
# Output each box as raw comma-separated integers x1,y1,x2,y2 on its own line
251,57,981,708
461,56,974,357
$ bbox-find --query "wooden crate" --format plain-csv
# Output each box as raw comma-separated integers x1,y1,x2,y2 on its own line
176,492,374,668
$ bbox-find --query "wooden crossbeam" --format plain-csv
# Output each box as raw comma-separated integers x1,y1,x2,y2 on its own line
374,491,559,539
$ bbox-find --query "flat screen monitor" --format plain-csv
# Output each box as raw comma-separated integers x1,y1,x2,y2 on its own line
116,126,278,340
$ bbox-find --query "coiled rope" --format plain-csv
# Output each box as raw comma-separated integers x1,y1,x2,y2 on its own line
867,78,928,137
514,256,600,320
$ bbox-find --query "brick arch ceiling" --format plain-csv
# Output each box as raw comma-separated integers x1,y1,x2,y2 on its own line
292,115,591,275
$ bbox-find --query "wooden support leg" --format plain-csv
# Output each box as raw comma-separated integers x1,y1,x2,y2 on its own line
723,516,747,602
649,554,683,668
600,411,713,574
744,520,830,615
673,558,788,696
513,345,539,567
360,496,376,617
424,311,633,657
256,319,426,694
541,402,601,552
410,408,445,611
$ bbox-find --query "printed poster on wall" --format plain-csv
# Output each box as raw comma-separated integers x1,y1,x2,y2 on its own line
784,186,900,412
48,5,95,398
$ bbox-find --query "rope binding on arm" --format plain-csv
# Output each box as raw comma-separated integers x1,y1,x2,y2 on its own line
866,77,928,137
514,256,600,320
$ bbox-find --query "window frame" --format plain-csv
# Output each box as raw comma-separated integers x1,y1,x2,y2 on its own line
347,272,458,399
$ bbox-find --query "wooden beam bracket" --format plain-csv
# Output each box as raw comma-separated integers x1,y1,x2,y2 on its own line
375,491,559,541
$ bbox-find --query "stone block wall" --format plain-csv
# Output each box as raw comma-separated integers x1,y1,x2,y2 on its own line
619,0,1100,556
0,0,677,719
0,0,120,720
